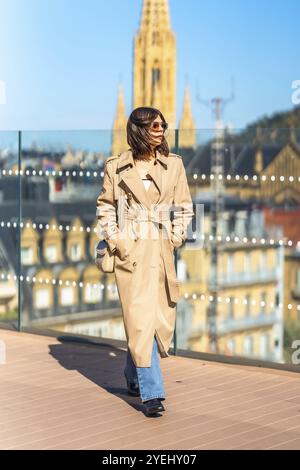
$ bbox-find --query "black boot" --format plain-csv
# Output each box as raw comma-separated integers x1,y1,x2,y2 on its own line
143,398,165,416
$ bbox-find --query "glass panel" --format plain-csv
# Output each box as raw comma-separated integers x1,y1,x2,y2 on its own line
0,131,20,329
177,127,300,365
19,130,128,342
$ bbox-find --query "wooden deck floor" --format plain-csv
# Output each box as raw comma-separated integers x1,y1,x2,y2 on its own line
1,329,300,450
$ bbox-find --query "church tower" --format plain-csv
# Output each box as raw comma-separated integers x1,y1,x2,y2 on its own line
178,86,197,149
111,82,128,156
133,0,176,129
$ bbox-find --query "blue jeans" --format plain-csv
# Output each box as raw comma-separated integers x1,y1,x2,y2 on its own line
124,336,166,403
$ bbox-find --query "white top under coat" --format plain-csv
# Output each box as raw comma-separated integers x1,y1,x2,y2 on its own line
134,156,156,193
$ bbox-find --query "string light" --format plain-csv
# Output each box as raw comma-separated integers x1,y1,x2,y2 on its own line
0,169,101,178
0,272,106,290
1,271,297,310
0,220,298,248
1,168,300,182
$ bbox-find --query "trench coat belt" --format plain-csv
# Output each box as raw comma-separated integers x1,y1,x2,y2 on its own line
124,208,171,225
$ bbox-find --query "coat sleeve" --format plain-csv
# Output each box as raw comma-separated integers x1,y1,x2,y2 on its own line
95,161,120,254
170,157,195,248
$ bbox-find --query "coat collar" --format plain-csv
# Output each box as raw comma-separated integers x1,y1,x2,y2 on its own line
118,148,168,170
117,149,169,209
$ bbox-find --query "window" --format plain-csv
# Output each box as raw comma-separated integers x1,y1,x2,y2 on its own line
245,294,251,316
60,286,75,306
228,214,235,236
85,283,102,303
227,297,234,319
227,254,234,276
107,283,119,301
21,246,34,265
235,211,247,238
260,251,267,271
222,214,229,236
243,336,254,356
261,292,267,313
244,252,251,273
260,333,270,358
152,68,160,87
70,243,81,261
45,244,57,263
227,339,236,355
35,288,50,309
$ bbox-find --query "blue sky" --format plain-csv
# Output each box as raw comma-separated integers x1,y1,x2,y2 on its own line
0,0,298,143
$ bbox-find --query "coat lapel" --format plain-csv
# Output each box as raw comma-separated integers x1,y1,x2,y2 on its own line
154,150,168,200
117,149,168,209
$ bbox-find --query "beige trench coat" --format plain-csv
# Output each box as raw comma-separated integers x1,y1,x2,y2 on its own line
96,149,194,367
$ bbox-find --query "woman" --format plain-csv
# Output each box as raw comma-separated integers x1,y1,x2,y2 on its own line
96,106,194,417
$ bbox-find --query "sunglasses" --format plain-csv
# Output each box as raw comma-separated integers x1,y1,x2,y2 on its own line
149,121,168,131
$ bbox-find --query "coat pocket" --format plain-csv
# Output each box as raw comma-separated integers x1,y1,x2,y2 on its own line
114,237,139,273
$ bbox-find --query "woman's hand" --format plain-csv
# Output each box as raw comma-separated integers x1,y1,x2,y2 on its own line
170,234,183,250
115,238,131,260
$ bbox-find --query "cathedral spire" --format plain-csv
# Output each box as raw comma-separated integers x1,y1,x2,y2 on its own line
178,86,196,148
111,82,128,155
133,0,176,132
114,82,126,122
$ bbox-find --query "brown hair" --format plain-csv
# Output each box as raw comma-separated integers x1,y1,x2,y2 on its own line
126,106,169,159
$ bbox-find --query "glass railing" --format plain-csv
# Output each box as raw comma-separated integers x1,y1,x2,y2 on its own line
0,131,20,330
1,127,300,366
